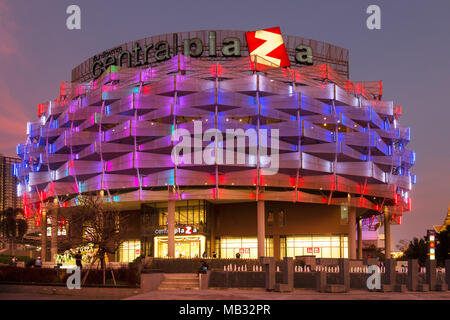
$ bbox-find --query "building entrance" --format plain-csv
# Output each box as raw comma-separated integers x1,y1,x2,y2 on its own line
154,235,206,258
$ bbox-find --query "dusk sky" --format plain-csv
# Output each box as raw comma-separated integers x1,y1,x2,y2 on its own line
0,0,448,247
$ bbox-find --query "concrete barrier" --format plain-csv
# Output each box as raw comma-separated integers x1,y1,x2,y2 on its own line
316,271,327,293
446,260,450,289
407,259,418,291
382,259,396,292
140,272,164,292
199,271,211,289
260,257,276,291
296,256,317,271
426,260,437,291
274,258,294,292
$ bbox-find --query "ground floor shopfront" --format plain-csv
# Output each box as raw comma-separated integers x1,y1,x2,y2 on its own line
115,200,360,262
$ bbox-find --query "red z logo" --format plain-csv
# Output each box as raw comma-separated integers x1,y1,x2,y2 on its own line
185,226,192,235
246,27,290,68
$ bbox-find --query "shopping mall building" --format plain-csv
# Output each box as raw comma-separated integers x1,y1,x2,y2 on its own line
15,29,415,262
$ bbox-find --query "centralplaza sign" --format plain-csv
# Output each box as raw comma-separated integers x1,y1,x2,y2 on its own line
92,27,314,79
154,225,198,236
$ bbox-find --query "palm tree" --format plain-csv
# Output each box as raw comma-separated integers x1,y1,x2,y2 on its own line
403,237,428,267
0,207,28,255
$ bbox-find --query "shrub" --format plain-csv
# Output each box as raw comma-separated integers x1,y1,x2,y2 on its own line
61,267,139,286
0,254,34,265
0,265,139,287
0,266,58,283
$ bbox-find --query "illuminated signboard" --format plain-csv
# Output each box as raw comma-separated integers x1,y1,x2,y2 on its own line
154,225,198,235
245,27,290,67
427,230,436,260
91,28,314,79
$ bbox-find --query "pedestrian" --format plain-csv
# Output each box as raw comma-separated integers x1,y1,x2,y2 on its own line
11,256,17,267
235,252,241,259
197,260,209,275
74,250,83,270
34,256,42,268
212,251,217,258
202,251,207,258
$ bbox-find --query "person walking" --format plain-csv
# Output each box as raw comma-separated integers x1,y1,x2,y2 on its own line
34,256,42,268
74,251,83,270
11,256,17,267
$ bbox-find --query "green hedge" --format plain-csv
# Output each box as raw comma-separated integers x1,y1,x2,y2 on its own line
0,265,139,287
0,254,34,265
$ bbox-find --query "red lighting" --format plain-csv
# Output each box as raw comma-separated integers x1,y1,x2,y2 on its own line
246,27,290,68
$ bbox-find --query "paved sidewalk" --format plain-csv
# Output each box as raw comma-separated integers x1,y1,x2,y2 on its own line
0,284,140,300
125,288,450,300
0,287,448,300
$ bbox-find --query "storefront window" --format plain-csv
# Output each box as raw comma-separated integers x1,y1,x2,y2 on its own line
159,209,167,226
117,240,141,262
280,236,286,259
283,234,348,258
179,207,188,224
153,200,207,226
218,237,273,259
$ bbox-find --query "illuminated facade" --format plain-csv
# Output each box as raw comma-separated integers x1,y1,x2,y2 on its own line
15,30,415,262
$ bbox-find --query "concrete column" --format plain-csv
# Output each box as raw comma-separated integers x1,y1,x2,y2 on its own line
384,259,396,285
348,207,356,259
260,256,275,291
41,210,47,262
338,258,350,292
426,260,437,291
357,217,363,259
50,208,58,262
384,207,391,259
316,271,327,292
407,259,418,291
257,200,265,258
273,235,280,260
167,199,175,258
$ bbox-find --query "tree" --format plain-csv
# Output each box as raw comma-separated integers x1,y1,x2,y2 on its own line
0,207,28,255
60,195,130,285
436,228,449,267
366,244,385,261
403,237,428,266
396,239,409,252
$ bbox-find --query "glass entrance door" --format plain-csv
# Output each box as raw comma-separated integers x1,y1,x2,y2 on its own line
154,235,205,258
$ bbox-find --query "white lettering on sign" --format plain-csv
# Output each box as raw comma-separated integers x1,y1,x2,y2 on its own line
155,226,198,235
